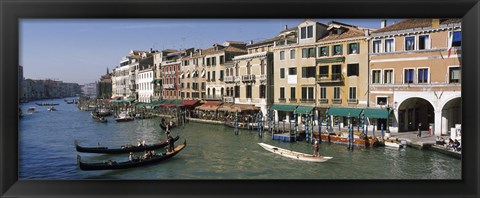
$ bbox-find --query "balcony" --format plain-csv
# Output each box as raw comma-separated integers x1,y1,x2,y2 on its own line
332,98,342,104
163,84,175,89
318,98,328,104
316,73,344,84
205,95,223,101
289,98,297,102
224,96,235,103
300,98,315,103
242,74,255,82
347,99,358,104
224,76,235,83
257,75,267,81
278,98,286,103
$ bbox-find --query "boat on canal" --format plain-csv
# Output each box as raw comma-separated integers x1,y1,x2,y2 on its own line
75,136,180,154
115,112,134,122
77,140,186,171
36,102,59,106
159,122,177,131
47,106,57,111
258,143,332,163
27,107,35,114
91,112,107,123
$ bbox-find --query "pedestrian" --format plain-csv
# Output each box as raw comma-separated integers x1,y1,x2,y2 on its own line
417,123,422,137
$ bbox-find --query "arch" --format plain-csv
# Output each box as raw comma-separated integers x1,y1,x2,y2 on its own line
440,97,462,134
397,97,435,132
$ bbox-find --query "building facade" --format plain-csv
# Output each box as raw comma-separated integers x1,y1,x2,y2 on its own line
369,19,462,136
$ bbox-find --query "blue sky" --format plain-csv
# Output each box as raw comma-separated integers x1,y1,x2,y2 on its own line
20,19,400,84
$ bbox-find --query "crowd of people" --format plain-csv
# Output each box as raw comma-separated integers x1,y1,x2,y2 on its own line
436,136,461,152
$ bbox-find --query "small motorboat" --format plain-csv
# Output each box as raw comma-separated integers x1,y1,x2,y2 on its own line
47,106,57,111
77,140,186,171
258,143,332,163
115,112,134,122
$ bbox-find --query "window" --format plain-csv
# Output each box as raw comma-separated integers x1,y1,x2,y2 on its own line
301,87,314,100
404,69,414,83
373,40,381,53
290,87,296,99
302,48,315,58
333,87,340,99
301,27,306,39
212,71,216,81
187,83,190,88
348,43,359,54
301,66,316,78
347,64,359,77
319,46,329,57
320,87,326,99
333,45,342,55
181,83,184,88
449,67,460,83
260,85,266,98
384,69,393,84
452,31,462,47
418,68,429,83
234,85,240,97
288,67,297,75
207,72,210,81
405,36,415,51
419,35,430,50
206,58,211,66
280,87,285,99
385,39,394,52
377,97,387,105
280,68,285,79
307,26,313,38
319,66,329,78
220,55,225,64
349,87,357,100
372,70,381,84
290,49,295,59
220,70,224,81
212,57,216,66
246,85,252,98
280,51,285,60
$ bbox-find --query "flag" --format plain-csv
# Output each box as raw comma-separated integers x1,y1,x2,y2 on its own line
447,31,453,58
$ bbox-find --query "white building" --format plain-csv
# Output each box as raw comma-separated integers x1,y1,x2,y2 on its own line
137,67,155,103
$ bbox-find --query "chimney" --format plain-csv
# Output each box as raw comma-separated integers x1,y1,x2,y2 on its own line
381,19,387,28
364,29,370,37
432,19,440,28
199,49,202,55
284,25,288,30
249,40,254,45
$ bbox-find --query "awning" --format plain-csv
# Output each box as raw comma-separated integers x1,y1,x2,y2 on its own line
160,103,178,107
328,107,363,117
182,100,200,107
270,104,298,112
111,99,135,103
196,104,220,111
179,72,184,78
186,71,190,78
363,108,390,119
316,57,345,64
204,101,222,106
296,105,314,114
217,104,234,112
201,69,206,77
229,104,259,112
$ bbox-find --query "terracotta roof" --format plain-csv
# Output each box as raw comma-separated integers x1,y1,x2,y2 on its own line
317,25,366,42
226,41,246,45
373,18,461,33
247,36,281,47
224,46,247,53
162,49,177,53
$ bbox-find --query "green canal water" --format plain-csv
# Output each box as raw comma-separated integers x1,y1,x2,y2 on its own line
19,99,461,180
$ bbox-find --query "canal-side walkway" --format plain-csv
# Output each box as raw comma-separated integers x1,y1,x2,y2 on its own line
388,131,461,159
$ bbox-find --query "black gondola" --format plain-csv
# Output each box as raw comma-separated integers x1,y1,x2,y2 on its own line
77,140,186,171
75,136,179,154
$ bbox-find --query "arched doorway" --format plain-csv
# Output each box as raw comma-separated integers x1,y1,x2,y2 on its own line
397,97,434,132
441,97,461,134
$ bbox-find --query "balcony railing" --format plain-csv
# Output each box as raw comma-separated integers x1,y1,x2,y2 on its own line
258,75,267,81
347,99,358,104
316,73,344,83
332,98,342,104
289,98,297,102
224,96,235,103
300,98,315,103
205,95,223,101
163,84,175,89
278,98,286,103
318,98,328,104
242,74,256,82
224,76,235,83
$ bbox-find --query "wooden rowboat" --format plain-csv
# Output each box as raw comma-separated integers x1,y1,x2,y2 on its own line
77,140,186,171
258,143,332,163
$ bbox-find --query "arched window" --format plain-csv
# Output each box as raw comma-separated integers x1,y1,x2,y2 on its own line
207,88,210,95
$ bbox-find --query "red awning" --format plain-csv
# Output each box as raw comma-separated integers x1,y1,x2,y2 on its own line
204,101,222,106
182,100,200,107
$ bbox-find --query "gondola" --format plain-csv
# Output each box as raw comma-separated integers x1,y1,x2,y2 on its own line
77,140,186,171
91,113,108,123
159,122,177,131
75,136,179,154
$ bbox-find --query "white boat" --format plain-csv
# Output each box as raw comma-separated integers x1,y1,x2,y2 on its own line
384,140,407,149
27,107,35,114
47,106,57,111
115,112,134,122
258,143,332,163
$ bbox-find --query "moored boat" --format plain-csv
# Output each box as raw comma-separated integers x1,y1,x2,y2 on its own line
258,143,332,163
77,140,186,171
75,136,180,154
115,112,134,122
36,102,59,106
91,112,107,123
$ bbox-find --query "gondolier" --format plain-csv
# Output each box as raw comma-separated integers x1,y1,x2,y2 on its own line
313,139,320,157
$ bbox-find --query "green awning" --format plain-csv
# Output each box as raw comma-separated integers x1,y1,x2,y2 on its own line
111,99,136,103
316,57,345,63
328,107,363,117
363,108,390,119
296,105,314,114
270,104,298,112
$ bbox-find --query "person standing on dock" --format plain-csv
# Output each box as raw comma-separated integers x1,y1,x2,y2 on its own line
417,123,422,138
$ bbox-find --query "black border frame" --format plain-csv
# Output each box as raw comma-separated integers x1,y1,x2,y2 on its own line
1,0,479,197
